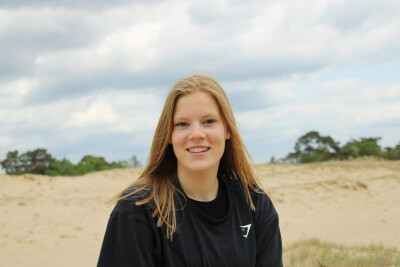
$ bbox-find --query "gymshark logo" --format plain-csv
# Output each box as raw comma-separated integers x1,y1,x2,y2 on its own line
239,224,251,238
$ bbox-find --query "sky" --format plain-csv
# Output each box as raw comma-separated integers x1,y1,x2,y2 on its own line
0,0,399,168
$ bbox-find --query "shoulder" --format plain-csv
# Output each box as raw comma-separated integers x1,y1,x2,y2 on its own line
221,174,278,218
251,188,278,221
220,174,246,195
111,188,155,220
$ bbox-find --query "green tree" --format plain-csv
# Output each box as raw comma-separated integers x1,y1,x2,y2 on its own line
340,140,360,159
1,150,21,174
75,155,111,175
129,155,142,167
287,131,340,163
1,148,53,175
358,137,382,157
383,143,400,160
1,149,144,176
46,158,75,176
340,137,382,159
20,148,54,174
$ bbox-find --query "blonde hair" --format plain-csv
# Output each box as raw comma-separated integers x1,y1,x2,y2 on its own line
111,74,263,240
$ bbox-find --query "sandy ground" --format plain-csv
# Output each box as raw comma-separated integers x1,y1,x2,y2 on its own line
0,159,399,266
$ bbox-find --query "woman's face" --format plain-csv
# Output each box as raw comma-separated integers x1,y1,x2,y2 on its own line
171,91,230,176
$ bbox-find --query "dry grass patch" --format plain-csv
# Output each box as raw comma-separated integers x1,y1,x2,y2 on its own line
283,238,400,267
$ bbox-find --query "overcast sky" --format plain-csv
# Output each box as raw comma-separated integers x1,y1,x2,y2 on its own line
1,0,399,168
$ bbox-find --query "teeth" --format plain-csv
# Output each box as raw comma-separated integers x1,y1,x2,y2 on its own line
188,147,209,153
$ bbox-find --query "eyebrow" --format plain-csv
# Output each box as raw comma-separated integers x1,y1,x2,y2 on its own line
173,112,220,121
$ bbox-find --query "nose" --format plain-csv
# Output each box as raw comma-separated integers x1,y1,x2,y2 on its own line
189,123,205,140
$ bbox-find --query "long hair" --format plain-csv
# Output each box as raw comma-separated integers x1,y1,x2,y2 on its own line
111,74,263,240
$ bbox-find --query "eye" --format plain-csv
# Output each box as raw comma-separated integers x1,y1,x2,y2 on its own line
204,119,217,125
175,122,188,127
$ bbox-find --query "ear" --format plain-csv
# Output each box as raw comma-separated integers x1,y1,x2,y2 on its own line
226,130,231,140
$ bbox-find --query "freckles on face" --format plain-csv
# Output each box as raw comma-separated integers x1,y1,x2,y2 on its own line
171,91,230,174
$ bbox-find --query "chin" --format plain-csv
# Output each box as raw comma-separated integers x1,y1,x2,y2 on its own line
188,165,212,173
182,162,219,174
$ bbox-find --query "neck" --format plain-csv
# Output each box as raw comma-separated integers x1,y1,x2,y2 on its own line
177,167,219,202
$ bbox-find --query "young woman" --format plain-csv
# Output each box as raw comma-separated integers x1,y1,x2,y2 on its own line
97,75,283,266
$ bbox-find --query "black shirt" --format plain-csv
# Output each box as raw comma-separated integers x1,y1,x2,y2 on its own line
189,178,229,220
97,174,283,266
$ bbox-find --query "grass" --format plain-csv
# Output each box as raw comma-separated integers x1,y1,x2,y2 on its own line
283,238,400,267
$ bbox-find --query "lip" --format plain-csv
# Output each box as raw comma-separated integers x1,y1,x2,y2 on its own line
186,146,210,153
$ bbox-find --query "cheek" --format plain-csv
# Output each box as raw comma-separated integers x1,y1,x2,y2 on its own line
171,130,186,147
208,129,227,145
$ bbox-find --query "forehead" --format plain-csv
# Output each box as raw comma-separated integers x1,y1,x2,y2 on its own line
173,91,221,119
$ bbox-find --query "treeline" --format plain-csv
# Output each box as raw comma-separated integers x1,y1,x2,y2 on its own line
275,131,400,163
0,148,142,176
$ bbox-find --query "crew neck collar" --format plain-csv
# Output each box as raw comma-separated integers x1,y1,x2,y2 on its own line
176,173,233,225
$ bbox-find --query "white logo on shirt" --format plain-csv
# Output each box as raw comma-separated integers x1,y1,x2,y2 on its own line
239,224,251,238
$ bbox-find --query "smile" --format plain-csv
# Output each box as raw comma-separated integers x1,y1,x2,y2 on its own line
187,147,210,153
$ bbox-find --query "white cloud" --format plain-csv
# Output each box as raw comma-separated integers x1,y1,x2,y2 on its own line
0,78,37,107
64,101,117,128
35,20,164,76
354,103,400,125
316,79,400,105
1,0,400,164
3,0,400,102
60,91,161,132
0,89,162,163
235,78,400,159
0,136,12,148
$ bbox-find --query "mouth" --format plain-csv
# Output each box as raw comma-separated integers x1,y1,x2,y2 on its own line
187,147,210,153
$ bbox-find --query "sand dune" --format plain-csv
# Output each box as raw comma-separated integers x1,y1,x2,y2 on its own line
0,159,399,266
